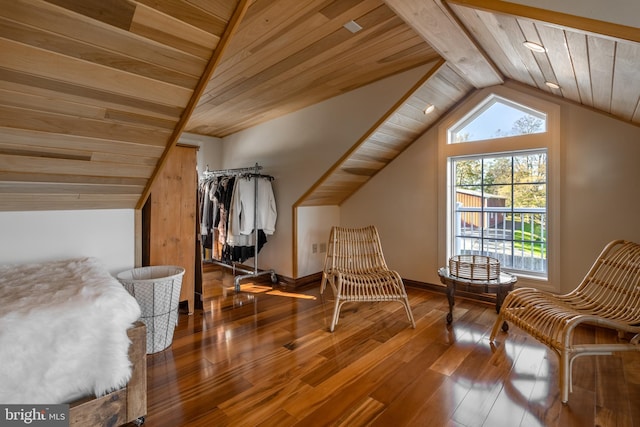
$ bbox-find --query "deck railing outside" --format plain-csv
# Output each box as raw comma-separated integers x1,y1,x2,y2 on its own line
455,206,547,274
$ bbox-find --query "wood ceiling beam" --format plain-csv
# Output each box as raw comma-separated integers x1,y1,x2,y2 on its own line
135,0,251,210
384,0,503,88
447,0,640,44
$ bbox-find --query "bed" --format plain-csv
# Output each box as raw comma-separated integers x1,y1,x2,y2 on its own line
0,257,147,426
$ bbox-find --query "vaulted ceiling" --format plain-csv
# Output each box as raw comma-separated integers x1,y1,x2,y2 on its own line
0,0,638,212
186,0,440,137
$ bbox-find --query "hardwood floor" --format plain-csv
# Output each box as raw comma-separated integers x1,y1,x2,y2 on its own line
136,267,640,426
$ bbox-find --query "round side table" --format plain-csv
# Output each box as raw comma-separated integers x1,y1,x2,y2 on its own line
438,267,517,331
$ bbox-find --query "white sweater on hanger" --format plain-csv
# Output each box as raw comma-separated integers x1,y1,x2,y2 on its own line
229,176,277,237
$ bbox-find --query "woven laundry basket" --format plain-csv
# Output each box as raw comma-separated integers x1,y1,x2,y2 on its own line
117,266,185,354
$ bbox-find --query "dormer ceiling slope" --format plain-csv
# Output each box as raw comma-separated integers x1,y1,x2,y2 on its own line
0,0,638,212
0,0,247,211
295,58,473,207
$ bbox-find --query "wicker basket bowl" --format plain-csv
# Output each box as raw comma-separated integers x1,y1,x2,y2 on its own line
449,255,500,280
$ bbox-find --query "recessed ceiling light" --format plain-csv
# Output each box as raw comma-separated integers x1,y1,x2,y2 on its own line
523,41,546,53
424,104,435,114
545,81,560,89
343,20,362,34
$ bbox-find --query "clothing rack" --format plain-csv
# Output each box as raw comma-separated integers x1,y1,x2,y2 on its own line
201,163,277,292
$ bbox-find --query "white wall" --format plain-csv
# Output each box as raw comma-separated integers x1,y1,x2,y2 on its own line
559,100,640,291
210,63,435,278
341,83,640,293
178,132,223,177
0,209,134,275
296,206,340,277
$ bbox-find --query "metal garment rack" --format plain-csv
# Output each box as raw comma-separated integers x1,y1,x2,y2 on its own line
201,163,277,292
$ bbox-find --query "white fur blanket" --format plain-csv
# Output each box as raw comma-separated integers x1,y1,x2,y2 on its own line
0,257,141,404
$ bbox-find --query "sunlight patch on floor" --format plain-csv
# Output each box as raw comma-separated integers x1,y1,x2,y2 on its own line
266,290,317,300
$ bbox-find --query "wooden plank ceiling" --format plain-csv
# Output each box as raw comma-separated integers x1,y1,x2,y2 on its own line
0,0,639,212
447,0,640,124
0,0,243,211
185,0,440,137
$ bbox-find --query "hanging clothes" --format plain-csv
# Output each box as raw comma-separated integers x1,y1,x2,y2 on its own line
198,170,276,264
229,175,277,237
199,177,217,255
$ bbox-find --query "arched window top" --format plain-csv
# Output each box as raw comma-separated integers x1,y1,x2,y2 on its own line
448,94,547,144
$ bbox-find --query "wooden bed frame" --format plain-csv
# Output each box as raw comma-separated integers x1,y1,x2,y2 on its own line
69,321,147,426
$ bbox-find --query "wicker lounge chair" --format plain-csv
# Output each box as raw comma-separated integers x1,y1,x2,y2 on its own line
320,225,416,332
490,239,640,403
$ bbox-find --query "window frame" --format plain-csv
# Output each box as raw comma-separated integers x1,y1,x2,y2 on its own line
448,94,547,144
438,85,561,292
450,150,549,277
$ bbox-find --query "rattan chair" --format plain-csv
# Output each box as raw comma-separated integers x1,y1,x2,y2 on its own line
490,239,640,403
320,225,416,332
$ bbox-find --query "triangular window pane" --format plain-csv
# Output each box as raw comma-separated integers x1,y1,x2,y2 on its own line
449,95,546,144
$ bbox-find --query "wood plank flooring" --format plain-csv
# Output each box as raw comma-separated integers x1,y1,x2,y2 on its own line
134,267,640,426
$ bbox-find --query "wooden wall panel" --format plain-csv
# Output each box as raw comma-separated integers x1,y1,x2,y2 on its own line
146,145,197,314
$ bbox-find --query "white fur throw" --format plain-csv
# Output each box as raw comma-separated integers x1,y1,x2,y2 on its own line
0,257,141,404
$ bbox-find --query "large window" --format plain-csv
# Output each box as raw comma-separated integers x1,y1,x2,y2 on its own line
439,86,560,290
452,151,547,276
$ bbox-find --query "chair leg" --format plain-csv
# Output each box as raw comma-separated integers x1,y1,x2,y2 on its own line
330,298,342,332
321,275,338,296
489,313,505,341
560,351,570,404
403,297,416,328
